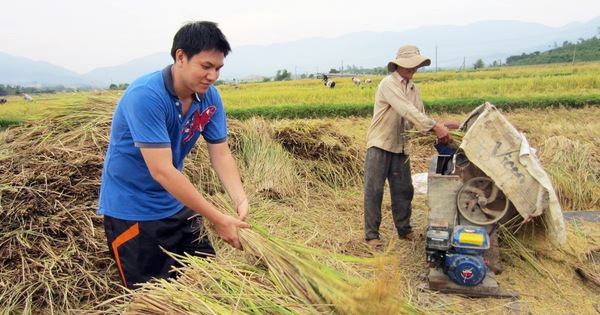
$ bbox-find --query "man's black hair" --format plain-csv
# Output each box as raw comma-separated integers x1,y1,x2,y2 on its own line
170,21,232,61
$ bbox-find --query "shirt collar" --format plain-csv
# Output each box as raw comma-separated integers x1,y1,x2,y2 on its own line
392,71,415,90
161,65,205,102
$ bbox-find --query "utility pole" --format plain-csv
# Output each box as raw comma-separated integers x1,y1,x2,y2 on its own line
572,47,576,66
435,45,438,73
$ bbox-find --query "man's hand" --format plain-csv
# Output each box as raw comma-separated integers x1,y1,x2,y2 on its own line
432,122,452,145
213,213,251,250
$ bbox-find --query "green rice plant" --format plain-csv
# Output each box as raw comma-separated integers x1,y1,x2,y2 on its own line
2,63,599,124
218,62,600,114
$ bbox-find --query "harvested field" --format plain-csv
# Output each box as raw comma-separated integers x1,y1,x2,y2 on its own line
0,99,599,314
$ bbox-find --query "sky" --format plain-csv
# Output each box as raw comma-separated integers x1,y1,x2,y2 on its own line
2,0,599,74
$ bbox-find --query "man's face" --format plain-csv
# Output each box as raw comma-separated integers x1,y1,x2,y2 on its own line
396,66,419,81
176,49,225,94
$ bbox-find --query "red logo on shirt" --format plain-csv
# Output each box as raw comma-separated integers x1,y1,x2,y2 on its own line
182,106,216,144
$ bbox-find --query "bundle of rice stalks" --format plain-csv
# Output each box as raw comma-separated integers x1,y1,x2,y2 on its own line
124,256,318,314
406,130,465,150
213,194,408,314
124,193,409,315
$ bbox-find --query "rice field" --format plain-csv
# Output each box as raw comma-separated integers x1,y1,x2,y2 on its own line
214,62,600,109
0,63,599,314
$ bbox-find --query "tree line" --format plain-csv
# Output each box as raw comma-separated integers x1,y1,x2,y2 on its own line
505,36,600,66
0,84,60,97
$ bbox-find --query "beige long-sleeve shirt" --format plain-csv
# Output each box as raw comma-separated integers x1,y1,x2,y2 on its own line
366,71,436,154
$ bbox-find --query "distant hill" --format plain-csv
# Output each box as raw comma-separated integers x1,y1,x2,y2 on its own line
81,52,173,87
1,17,599,88
506,37,600,65
0,52,92,87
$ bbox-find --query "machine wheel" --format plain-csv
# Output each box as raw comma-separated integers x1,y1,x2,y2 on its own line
456,177,509,225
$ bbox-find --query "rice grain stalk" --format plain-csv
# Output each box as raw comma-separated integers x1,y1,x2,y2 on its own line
406,130,465,151
209,193,408,315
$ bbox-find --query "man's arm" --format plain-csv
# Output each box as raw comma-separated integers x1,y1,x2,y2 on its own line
437,119,461,130
379,79,453,143
140,147,250,249
206,142,249,221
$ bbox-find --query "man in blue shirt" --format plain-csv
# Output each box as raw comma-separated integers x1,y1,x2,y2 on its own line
98,21,250,289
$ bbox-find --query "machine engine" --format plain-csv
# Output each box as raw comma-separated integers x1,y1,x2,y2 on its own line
426,225,489,286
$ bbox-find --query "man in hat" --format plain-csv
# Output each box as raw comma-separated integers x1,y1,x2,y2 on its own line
363,45,454,249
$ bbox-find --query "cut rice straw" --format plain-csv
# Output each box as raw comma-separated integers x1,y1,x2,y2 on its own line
406,130,465,150
123,193,410,314
208,193,408,315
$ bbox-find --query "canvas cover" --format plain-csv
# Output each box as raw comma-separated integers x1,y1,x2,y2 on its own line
459,103,566,244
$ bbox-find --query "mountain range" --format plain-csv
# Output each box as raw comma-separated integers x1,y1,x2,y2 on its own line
1,17,599,88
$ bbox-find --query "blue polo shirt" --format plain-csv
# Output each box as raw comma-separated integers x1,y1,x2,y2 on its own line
98,65,228,221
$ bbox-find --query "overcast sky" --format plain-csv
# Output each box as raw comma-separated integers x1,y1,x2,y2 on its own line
2,0,599,74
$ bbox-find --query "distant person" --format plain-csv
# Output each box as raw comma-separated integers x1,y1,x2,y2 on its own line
22,93,33,102
97,21,251,289
363,45,458,249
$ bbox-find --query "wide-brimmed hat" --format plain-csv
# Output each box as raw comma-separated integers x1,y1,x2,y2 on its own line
387,45,431,72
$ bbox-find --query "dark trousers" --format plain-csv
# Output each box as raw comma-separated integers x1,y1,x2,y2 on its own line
103,206,215,289
364,147,414,241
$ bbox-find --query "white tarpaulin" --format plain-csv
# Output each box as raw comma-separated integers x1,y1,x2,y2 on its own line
459,103,566,244
412,172,428,195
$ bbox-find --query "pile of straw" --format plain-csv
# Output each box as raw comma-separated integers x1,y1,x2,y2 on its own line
227,118,302,199
537,135,600,211
272,120,364,187
0,102,122,314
